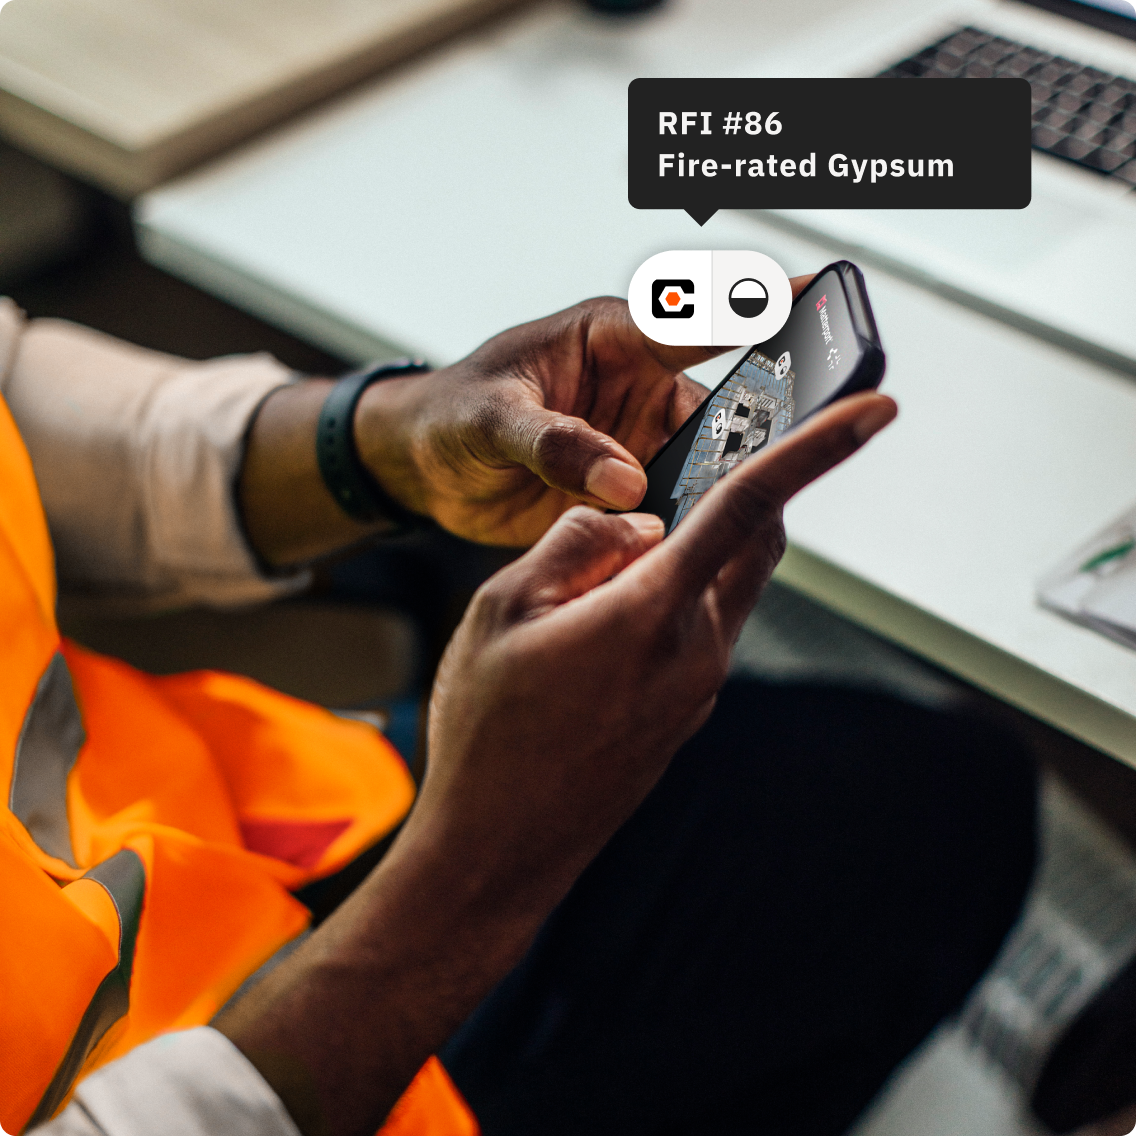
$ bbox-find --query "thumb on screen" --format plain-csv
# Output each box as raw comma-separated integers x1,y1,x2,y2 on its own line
505,405,648,510
487,506,665,619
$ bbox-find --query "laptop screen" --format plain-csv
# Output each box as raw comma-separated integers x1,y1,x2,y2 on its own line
1022,0,1136,38
1082,0,1135,19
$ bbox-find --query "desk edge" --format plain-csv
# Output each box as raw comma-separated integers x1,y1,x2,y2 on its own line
775,543,1136,768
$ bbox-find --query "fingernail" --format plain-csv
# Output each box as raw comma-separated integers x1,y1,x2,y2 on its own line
852,402,897,444
585,457,646,508
622,512,665,541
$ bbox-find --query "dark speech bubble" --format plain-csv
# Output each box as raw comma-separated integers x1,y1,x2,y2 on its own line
628,78,1031,226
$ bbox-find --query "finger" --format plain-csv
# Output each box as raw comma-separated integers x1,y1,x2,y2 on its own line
518,274,826,499
670,372,712,432
568,297,730,380
491,506,664,619
790,273,815,298
499,404,650,510
640,339,735,374
646,393,897,600
710,522,784,645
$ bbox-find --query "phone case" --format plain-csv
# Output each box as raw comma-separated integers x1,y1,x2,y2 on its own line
635,260,886,532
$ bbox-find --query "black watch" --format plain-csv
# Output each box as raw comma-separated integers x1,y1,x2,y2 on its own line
316,359,431,529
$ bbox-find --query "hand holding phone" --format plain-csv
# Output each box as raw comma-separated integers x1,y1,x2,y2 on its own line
636,261,886,532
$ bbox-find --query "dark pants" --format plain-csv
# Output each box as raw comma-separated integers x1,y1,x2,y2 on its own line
440,678,1038,1136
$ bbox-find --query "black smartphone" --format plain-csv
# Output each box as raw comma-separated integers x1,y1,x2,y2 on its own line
637,261,885,533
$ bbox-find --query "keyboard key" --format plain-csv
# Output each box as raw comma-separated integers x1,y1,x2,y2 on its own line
1112,160,1136,186
935,34,972,55
1110,135,1136,159
894,58,928,77
953,27,990,47
999,55,1039,77
1066,75,1102,97
929,59,964,77
879,25,1136,188
1086,147,1129,172
1035,62,1070,84
978,42,1014,65
1098,83,1132,106
1087,101,1121,124
1054,90,1088,113
1054,135,1097,161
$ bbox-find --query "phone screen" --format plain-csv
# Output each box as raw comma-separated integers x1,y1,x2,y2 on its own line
638,268,866,532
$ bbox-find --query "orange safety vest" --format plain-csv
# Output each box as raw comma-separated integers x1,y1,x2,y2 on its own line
0,392,477,1135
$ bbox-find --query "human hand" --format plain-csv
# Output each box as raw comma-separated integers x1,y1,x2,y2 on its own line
218,389,895,1136
412,387,897,914
354,280,814,547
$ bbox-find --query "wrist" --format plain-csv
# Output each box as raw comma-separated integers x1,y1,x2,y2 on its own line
217,811,555,1136
316,362,431,529
351,369,434,522
394,779,593,942
241,379,387,569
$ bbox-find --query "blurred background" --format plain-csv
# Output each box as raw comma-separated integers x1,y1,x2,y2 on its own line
4,1,1136,1133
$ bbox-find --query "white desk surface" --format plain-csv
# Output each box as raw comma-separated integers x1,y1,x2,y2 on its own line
137,0,1136,764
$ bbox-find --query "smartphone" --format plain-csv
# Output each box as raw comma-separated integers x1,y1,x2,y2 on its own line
637,261,885,533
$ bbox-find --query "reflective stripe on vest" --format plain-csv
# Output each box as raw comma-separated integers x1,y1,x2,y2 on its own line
0,391,474,1134
11,652,85,867
24,849,144,1129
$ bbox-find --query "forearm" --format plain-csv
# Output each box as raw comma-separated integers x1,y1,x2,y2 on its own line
0,306,308,611
238,376,426,569
213,813,562,1136
217,389,898,1136
238,296,733,558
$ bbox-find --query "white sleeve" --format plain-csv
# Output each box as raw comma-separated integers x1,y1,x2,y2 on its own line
34,1027,301,1136
0,298,312,614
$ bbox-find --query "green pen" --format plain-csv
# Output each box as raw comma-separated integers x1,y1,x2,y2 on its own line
1080,538,1136,574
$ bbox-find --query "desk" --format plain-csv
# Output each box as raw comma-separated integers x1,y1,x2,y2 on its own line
0,0,527,196
136,0,1136,765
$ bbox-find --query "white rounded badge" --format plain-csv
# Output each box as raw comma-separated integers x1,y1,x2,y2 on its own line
627,250,791,347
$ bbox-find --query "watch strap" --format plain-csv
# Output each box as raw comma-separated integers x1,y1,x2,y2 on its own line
316,359,430,527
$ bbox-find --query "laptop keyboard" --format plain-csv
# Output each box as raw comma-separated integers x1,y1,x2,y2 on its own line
878,26,1136,189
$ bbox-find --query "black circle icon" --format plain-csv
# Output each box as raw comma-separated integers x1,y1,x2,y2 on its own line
728,278,769,318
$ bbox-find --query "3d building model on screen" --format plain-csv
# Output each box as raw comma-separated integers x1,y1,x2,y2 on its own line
669,350,796,531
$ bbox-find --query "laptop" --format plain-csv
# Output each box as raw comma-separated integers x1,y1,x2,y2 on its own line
761,0,1136,373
